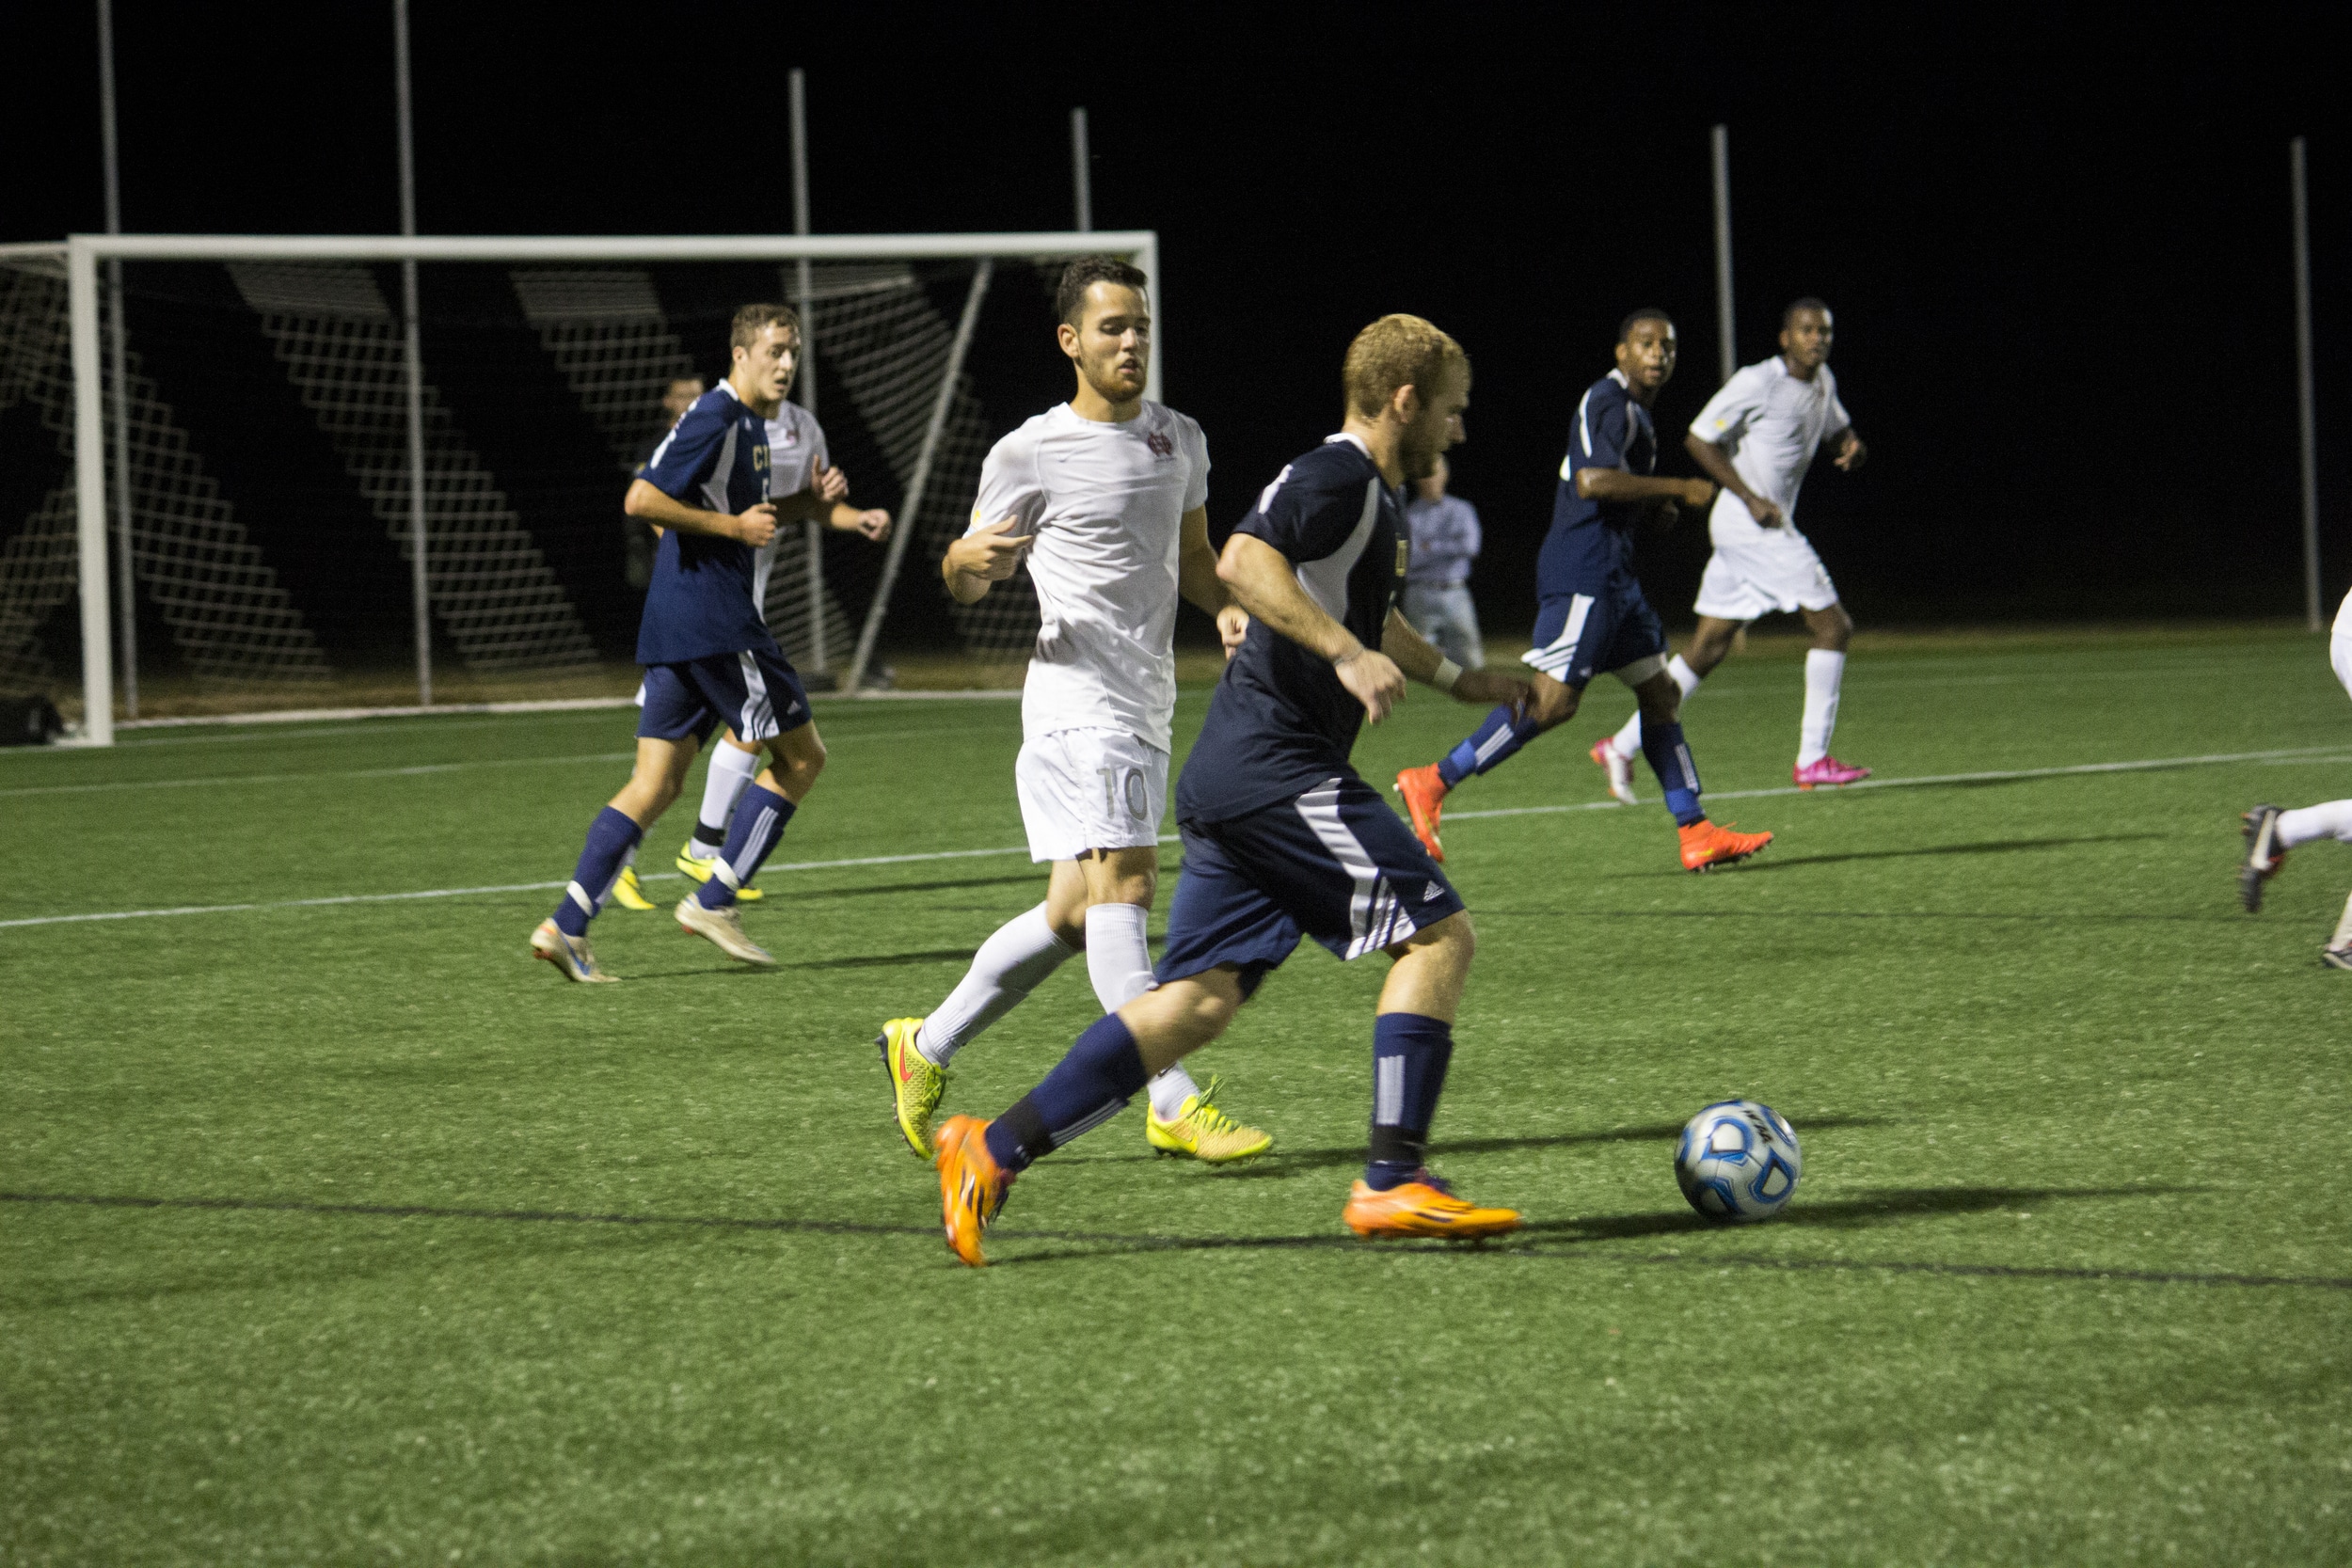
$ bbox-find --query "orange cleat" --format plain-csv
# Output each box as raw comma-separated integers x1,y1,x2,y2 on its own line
1678,818,1773,872
1343,1171,1521,1241
1394,764,1451,863
934,1115,1013,1268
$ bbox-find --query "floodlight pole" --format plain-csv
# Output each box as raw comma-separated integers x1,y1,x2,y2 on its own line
394,0,432,704
97,0,137,720
1711,124,1736,383
789,66,826,677
2293,136,2321,632
1072,108,1093,232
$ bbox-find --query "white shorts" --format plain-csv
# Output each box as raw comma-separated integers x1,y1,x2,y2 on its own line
1693,530,1840,621
1014,727,1169,863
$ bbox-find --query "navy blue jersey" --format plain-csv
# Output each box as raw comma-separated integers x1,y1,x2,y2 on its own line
1535,370,1655,595
1177,436,1407,823
635,383,777,665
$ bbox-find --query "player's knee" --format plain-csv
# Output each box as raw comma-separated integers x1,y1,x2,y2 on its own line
1531,679,1579,728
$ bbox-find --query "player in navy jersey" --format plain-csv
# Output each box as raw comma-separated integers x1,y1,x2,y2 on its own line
930,315,1529,1265
530,304,834,981
1395,310,1775,873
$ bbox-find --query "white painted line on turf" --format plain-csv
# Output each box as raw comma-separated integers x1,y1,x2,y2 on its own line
7,743,2347,934
105,688,1025,733
0,752,638,799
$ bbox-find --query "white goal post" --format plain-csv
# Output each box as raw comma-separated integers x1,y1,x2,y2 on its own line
32,230,1159,746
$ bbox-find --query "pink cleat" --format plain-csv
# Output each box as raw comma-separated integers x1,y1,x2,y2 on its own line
1793,756,1871,790
1589,738,1639,806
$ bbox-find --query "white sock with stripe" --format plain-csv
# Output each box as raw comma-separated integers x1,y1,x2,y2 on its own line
1798,649,1846,768
918,904,1075,1067
1611,655,1701,759
692,743,762,852
2279,799,2352,849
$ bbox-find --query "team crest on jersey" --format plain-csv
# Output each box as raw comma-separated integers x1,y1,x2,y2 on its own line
1146,432,1175,458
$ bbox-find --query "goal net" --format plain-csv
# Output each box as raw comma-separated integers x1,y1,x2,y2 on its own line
0,232,1158,743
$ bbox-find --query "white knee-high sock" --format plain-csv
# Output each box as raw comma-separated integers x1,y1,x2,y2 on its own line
2279,800,2352,849
2331,890,2352,952
1084,902,1197,1118
692,743,762,851
918,903,1075,1066
1611,656,1701,759
1798,649,1847,768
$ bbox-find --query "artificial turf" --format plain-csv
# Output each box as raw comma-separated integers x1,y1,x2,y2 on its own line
3,624,2348,1565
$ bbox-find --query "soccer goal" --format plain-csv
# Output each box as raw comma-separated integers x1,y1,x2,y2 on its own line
0,231,1159,745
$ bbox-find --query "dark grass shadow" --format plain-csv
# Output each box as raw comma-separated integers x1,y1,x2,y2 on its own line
988,1181,2213,1269
1054,1114,1886,1172
1732,832,2169,874
786,872,1046,902
1473,907,2228,926
614,948,977,981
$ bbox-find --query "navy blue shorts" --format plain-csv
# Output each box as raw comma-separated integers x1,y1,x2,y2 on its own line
637,648,811,746
1521,582,1668,690
1156,775,1467,998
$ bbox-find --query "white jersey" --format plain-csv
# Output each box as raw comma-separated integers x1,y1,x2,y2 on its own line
1691,356,1851,537
752,402,831,621
969,400,1210,752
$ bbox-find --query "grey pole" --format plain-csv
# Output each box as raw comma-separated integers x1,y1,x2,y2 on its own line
1072,108,1092,232
1711,123,1736,383
394,0,431,703
789,67,826,678
98,0,137,718
2293,136,2322,632
847,261,992,693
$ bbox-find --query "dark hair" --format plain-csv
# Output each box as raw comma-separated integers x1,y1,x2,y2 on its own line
1056,256,1149,325
730,303,802,353
1617,308,1675,343
1782,297,1831,329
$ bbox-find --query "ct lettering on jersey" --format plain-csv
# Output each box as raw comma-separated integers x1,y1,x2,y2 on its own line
1395,540,1410,578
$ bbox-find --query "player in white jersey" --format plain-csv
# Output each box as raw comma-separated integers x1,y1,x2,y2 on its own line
875,256,1271,1165
2239,588,2352,968
612,393,891,910
1592,299,1872,800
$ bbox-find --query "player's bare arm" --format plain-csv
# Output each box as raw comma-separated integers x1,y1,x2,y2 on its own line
1683,433,1783,527
1217,532,1406,722
1832,429,1867,471
1578,469,1716,508
624,478,778,546
1175,504,1249,653
941,515,1033,605
1380,607,1527,707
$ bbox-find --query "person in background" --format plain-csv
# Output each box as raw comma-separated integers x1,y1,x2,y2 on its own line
627,376,707,588
1402,453,1484,670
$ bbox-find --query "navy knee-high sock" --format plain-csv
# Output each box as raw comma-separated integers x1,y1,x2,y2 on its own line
1365,1012,1454,1190
1437,705,1543,788
1640,720,1706,827
552,807,643,936
692,784,794,909
985,1014,1152,1174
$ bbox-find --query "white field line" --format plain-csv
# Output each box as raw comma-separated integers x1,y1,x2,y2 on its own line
5,743,2348,935
101,688,1023,734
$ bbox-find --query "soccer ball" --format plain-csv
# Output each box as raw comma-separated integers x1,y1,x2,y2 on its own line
1675,1100,1803,1223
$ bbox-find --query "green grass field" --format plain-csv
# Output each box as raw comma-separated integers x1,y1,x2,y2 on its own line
5,625,2350,1565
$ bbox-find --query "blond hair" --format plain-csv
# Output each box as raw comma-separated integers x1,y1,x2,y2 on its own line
1341,314,1466,420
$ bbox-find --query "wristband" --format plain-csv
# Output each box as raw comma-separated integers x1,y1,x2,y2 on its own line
1433,657,1463,693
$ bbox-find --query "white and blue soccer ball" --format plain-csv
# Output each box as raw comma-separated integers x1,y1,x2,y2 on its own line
1675,1100,1803,1223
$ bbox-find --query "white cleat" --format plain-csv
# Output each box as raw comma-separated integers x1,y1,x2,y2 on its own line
675,896,775,965
1590,737,1639,806
532,919,618,983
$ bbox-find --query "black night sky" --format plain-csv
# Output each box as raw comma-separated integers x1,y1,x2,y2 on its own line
5,1,2344,641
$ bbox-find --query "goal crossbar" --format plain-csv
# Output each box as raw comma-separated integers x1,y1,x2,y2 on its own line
32,231,1158,744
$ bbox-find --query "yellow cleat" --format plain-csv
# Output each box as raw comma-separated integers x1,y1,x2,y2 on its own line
675,841,761,901
878,1017,947,1158
1145,1075,1272,1163
609,865,655,911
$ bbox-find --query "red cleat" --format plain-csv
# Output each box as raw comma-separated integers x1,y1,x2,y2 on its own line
1394,764,1450,863
1793,756,1871,790
1679,818,1772,872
